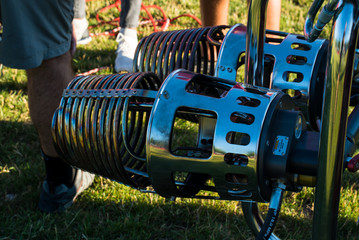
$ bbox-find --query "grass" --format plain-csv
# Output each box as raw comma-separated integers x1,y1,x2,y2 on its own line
0,0,358,239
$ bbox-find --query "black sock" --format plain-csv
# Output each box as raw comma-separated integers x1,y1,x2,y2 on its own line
41,150,76,188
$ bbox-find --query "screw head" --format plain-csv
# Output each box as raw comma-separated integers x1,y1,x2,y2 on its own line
163,90,169,99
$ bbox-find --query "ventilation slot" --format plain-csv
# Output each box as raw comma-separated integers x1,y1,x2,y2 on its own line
291,43,311,51
230,112,255,125
236,96,261,107
226,173,248,184
286,55,307,65
224,153,249,166
226,132,250,146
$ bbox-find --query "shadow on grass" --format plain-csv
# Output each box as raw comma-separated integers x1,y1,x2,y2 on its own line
0,120,39,158
1,182,358,240
0,120,43,207
0,121,358,240
73,48,117,75
0,76,27,93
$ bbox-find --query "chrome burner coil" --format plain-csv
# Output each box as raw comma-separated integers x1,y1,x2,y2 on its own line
52,72,162,188
133,26,228,80
53,70,300,202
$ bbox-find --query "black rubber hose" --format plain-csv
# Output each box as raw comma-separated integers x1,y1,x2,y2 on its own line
256,188,284,240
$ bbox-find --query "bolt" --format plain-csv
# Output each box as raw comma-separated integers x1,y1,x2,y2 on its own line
266,140,270,147
220,66,225,71
347,154,359,172
227,67,232,73
163,90,170,99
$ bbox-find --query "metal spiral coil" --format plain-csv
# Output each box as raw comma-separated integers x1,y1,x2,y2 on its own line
52,72,162,188
133,26,229,80
53,69,302,202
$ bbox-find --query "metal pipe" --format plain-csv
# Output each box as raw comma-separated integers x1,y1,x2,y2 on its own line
313,0,359,238
304,0,339,42
344,104,359,157
244,0,269,86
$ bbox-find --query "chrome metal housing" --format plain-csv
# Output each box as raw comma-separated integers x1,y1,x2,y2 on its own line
216,24,328,129
147,69,295,201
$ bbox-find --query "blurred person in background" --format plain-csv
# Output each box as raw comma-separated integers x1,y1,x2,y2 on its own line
73,0,142,72
200,0,281,30
0,0,94,213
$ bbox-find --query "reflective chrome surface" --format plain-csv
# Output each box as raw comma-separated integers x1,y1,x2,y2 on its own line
50,0,359,236
147,69,289,201
313,0,359,238
216,24,328,128
215,24,247,81
304,0,338,42
133,26,228,80
244,0,268,86
345,104,359,157
52,73,162,188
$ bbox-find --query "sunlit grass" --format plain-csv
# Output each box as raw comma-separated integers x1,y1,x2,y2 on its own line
0,0,358,239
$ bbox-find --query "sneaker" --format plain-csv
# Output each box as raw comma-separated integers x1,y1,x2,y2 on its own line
73,18,92,45
38,170,95,213
114,28,138,73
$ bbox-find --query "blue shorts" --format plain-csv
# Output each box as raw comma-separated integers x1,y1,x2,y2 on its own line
0,0,74,69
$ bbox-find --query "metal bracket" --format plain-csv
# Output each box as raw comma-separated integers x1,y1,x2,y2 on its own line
62,88,158,99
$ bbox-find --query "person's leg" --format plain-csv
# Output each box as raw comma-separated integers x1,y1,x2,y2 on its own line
200,0,281,31
73,0,91,44
27,51,95,213
27,51,78,194
120,0,142,29
73,0,86,19
27,52,73,158
266,0,281,31
200,0,230,26
115,0,142,73
0,0,94,212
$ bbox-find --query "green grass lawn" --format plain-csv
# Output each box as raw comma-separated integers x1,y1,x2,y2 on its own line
1,0,359,239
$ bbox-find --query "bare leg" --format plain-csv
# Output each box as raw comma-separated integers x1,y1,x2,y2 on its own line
27,51,74,157
200,0,281,31
200,0,230,26
29,52,94,213
266,0,281,31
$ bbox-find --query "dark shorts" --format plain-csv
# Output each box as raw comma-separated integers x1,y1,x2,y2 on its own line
0,0,74,69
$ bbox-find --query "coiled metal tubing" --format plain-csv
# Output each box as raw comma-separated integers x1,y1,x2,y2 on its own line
52,72,162,188
133,26,229,80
